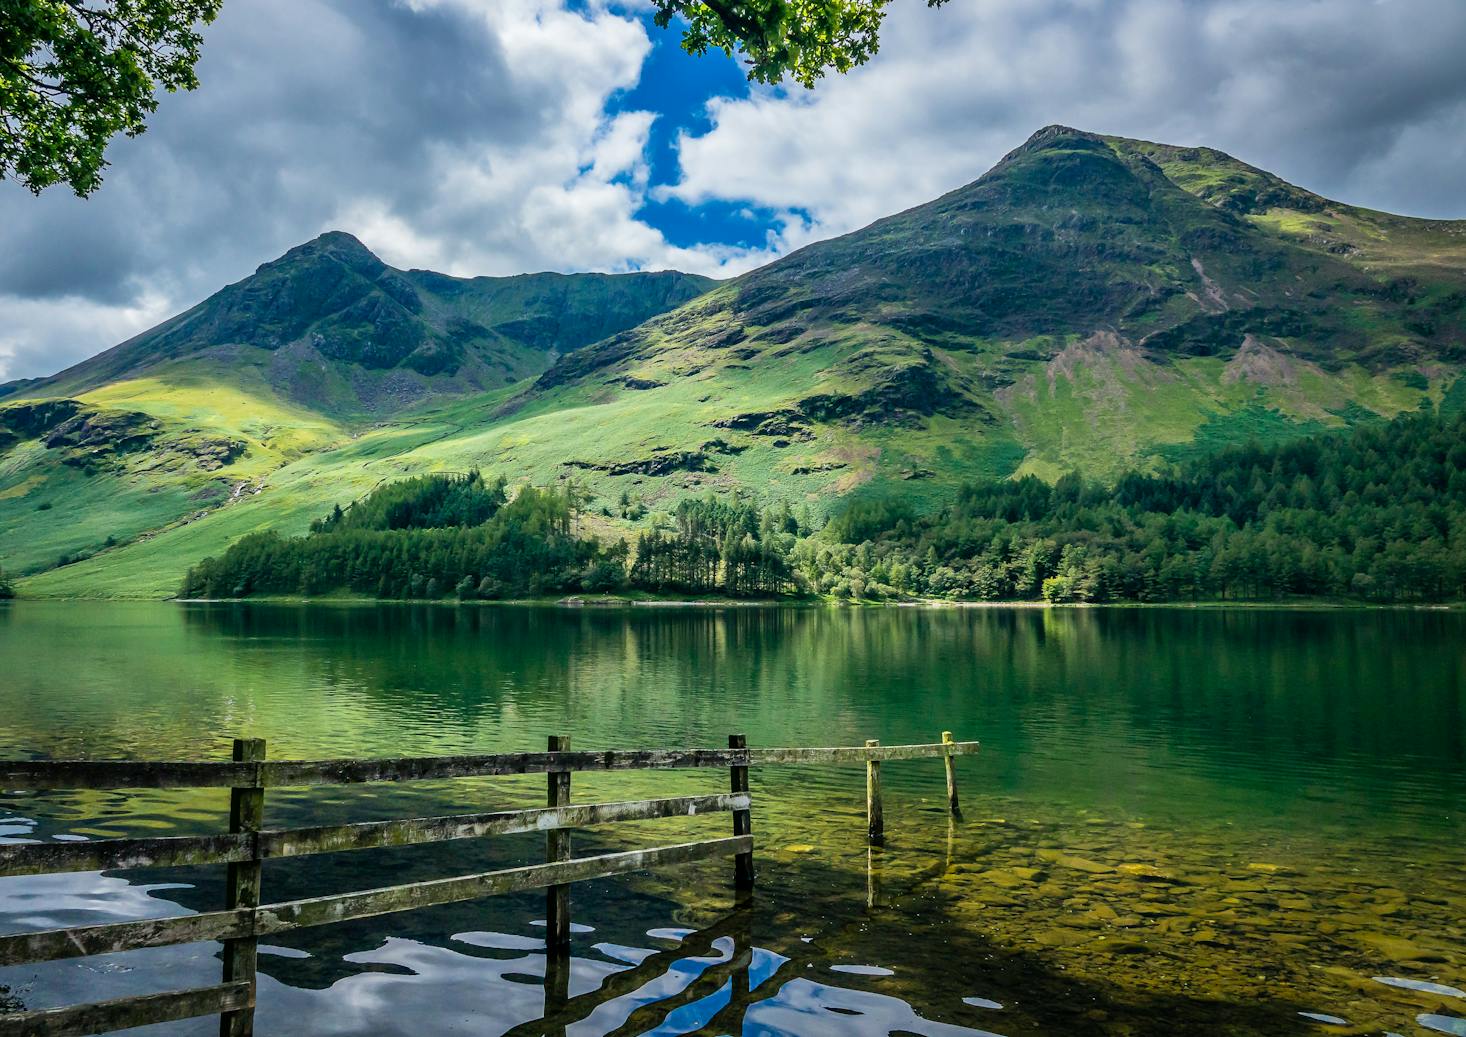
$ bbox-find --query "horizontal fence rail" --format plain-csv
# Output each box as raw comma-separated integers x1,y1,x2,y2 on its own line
747,742,978,766
1,982,253,1037
0,741,978,790
0,837,752,969
0,908,253,969
255,836,751,937
0,793,751,877
0,734,974,1036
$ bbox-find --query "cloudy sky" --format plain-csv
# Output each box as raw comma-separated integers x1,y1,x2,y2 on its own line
3,0,1465,382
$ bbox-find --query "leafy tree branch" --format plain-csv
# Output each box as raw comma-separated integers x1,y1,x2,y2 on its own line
0,0,221,195
651,0,949,88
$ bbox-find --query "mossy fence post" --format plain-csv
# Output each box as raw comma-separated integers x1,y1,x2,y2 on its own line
865,739,883,845
220,737,265,1037
546,734,572,950
729,734,754,889
942,730,961,818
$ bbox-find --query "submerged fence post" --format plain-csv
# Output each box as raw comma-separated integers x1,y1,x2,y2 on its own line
866,844,882,910
547,734,572,950
543,942,571,1037
866,739,884,846
942,731,962,819
220,737,265,1037
728,734,755,889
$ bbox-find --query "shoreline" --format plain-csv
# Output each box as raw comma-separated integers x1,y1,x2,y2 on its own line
10,593,1459,612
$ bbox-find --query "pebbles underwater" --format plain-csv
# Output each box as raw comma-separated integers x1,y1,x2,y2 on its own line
616,790,1462,1036
915,800,1466,1035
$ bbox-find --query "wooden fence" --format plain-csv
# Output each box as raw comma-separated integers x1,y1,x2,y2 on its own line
0,734,978,1037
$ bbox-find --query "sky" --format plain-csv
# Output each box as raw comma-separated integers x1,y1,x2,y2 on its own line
3,0,1466,383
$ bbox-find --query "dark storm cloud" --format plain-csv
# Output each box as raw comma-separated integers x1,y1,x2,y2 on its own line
1163,0,1466,215
0,0,528,299
1,203,140,302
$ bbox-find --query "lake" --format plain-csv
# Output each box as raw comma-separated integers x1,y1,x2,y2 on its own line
1,602,1464,1035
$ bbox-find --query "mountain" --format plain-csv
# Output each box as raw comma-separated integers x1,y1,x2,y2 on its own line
514,125,1465,482
5,126,1465,598
29,231,717,417
0,235,715,584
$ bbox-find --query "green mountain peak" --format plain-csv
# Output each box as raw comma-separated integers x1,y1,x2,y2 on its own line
19,235,717,418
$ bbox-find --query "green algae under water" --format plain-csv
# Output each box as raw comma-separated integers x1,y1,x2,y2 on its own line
0,602,1463,1036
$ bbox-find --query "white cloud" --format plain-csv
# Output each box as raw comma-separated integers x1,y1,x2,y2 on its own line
0,292,174,384
589,111,656,188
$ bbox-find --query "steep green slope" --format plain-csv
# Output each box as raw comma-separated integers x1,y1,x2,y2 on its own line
11,125,1466,599
1112,136,1466,278
28,232,717,418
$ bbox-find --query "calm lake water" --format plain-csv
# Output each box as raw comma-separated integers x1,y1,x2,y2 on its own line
1,602,1463,1036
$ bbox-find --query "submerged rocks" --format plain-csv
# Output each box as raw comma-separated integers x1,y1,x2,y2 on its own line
975,868,1033,889
1032,928,1093,949
913,798,1466,1037
1035,848,1115,874
1117,863,1187,884
1354,933,1449,964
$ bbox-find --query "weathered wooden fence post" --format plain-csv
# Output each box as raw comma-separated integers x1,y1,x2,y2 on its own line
728,734,754,889
942,730,961,818
220,737,265,1037
865,739,884,846
546,734,572,950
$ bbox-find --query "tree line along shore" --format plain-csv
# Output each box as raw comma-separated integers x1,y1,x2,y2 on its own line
174,406,1466,606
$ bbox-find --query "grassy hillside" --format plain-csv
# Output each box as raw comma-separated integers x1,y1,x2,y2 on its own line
1,364,348,578
8,125,1466,598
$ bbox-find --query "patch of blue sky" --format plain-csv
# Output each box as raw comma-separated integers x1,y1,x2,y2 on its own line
601,11,792,252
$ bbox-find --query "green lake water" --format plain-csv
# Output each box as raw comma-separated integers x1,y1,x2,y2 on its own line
1,602,1463,1035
